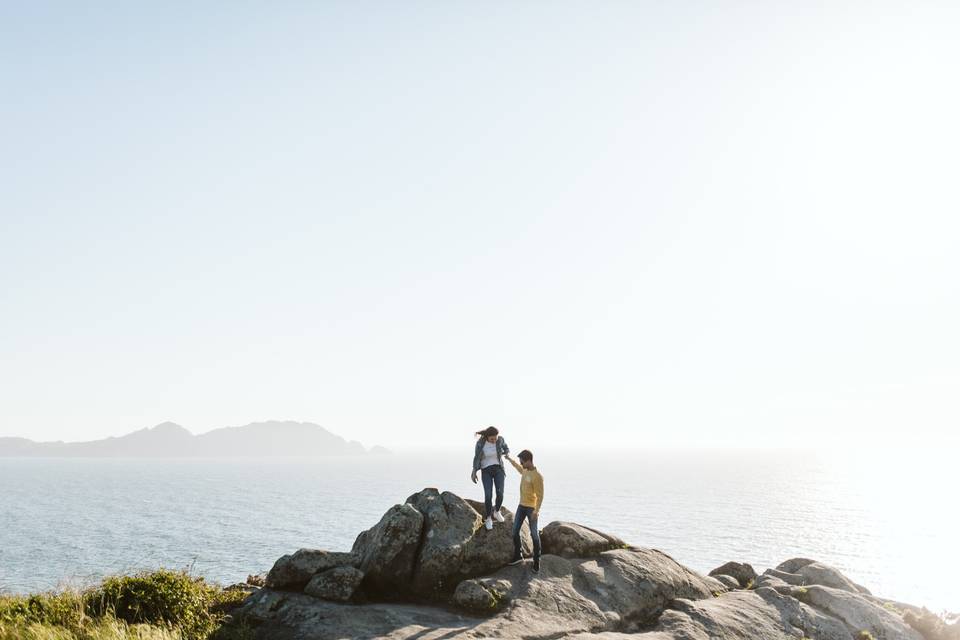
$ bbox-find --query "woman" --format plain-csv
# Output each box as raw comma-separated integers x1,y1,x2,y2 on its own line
471,426,509,530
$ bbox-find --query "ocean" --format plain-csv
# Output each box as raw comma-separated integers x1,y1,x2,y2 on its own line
0,449,955,612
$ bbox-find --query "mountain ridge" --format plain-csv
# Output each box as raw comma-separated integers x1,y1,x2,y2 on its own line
0,420,386,458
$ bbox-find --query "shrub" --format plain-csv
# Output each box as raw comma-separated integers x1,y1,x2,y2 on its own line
85,571,218,640
0,592,86,628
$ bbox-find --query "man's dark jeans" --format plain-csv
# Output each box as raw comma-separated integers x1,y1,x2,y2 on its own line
512,504,541,560
481,464,505,518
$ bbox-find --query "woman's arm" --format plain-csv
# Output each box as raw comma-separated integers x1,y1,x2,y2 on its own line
472,438,483,472
471,439,482,482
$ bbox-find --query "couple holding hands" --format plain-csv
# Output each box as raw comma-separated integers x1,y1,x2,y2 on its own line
470,426,544,572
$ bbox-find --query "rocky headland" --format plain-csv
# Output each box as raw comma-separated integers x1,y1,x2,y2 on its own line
230,488,957,640
0,420,386,457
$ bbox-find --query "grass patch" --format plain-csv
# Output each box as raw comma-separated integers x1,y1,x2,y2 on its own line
0,618,182,640
0,570,252,640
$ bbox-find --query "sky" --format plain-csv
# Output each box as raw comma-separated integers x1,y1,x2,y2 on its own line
2,2,958,451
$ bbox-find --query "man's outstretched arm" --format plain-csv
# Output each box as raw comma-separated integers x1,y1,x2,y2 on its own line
506,455,524,473
534,474,545,513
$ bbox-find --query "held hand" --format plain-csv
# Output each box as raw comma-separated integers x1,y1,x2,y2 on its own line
471,472,478,484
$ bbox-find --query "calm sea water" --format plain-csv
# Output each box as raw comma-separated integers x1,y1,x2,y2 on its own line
0,450,955,612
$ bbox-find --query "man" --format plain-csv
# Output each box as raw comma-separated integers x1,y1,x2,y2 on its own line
505,449,544,572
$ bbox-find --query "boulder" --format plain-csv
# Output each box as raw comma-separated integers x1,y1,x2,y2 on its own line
763,567,807,586
766,561,872,595
541,521,626,558
903,609,960,640
714,574,741,589
461,498,534,569
452,547,725,634
655,588,854,640
404,489,480,595
348,490,533,600
304,566,365,602
401,490,534,596
235,588,479,639
709,560,758,588
453,576,514,612
777,557,819,574
754,573,793,591
570,548,727,627
351,502,423,596
794,585,924,640
264,549,357,589
754,586,855,640
799,562,871,595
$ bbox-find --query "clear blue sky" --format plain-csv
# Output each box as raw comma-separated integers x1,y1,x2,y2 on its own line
2,2,958,449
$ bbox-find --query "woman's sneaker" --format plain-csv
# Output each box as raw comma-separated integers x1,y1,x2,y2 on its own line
532,557,541,572
508,555,523,566
493,509,505,523
485,517,493,531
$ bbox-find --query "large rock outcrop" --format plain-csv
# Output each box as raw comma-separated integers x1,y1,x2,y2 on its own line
261,488,535,602
231,488,955,640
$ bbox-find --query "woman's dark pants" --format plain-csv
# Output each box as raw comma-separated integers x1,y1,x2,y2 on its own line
512,505,541,561
480,464,505,518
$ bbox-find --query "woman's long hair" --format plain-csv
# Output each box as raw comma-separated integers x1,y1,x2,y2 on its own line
475,426,499,439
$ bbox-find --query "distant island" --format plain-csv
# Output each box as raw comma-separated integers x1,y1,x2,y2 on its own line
0,420,390,457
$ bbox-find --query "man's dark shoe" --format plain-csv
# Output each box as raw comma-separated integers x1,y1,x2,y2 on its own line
532,557,540,572
507,555,523,566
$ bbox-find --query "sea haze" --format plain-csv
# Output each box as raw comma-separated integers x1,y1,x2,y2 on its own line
0,450,954,612
0,421,388,457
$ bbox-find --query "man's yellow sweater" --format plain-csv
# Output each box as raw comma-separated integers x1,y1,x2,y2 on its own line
508,458,544,511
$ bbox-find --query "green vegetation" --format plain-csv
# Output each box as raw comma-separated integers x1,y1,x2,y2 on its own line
858,631,876,640
0,570,252,640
